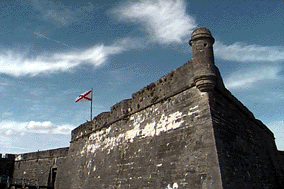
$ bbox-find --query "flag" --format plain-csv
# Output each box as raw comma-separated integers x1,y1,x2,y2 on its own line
75,89,92,103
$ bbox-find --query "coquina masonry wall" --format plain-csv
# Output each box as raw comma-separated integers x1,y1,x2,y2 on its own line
57,64,223,188
209,88,284,188
13,147,69,187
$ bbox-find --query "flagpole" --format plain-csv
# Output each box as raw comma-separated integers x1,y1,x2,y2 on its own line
90,88,93,121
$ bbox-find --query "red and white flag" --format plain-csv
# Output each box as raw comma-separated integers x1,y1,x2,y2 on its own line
75,89,92,103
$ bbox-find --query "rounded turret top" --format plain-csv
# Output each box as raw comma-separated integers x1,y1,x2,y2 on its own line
189,27,214,45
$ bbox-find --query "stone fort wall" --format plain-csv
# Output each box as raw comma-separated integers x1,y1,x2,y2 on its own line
0,154,15,183
57,60,223,188
2,27,284,188
210,88,284,188
12,147,69,187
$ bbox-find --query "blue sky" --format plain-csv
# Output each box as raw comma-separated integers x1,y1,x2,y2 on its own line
0,0,283,154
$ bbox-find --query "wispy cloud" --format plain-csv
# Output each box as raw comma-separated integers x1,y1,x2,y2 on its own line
43,9,73,26
0,39,134,77
32,0,79,26
34,32,50,40
0,80,9,92
224,66,281,89
215,41,284,62
2,112,13,118
114,0,196,44
31,0,96,27
0,120,75,135
34,32,70,47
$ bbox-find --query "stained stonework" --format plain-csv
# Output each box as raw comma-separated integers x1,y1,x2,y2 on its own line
58,87,222,189
1,27,283,189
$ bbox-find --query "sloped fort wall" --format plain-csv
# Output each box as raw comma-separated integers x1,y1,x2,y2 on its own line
12,147,69,187
9,27,284,189
57,65,223,188
210,87,284,188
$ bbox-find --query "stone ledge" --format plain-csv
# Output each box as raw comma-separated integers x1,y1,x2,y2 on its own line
71,60,195,141
15,147,69,161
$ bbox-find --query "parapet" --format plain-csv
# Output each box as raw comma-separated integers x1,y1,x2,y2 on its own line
0,154,16,160
71,111,114,141
110,99,132,121
71,60,195,141
15,147,69,161
71,120,94,141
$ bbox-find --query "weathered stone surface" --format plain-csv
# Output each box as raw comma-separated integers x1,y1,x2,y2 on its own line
190,27,217,92
71,60,195,143
57,87,222,189
209,90,284,188
279,151,284,174
12,147,68,187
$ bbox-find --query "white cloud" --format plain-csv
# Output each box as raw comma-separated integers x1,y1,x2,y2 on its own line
26,121,53,130
0,135,13,151
0,120,75,135
5,130,14,136
114,0,196,44
224,66,281,89
0,40,130,77
0,121,27,133
51,124,75,135
215,41,284,62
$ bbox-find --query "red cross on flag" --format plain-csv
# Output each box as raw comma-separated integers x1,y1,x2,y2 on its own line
75,89,92,103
